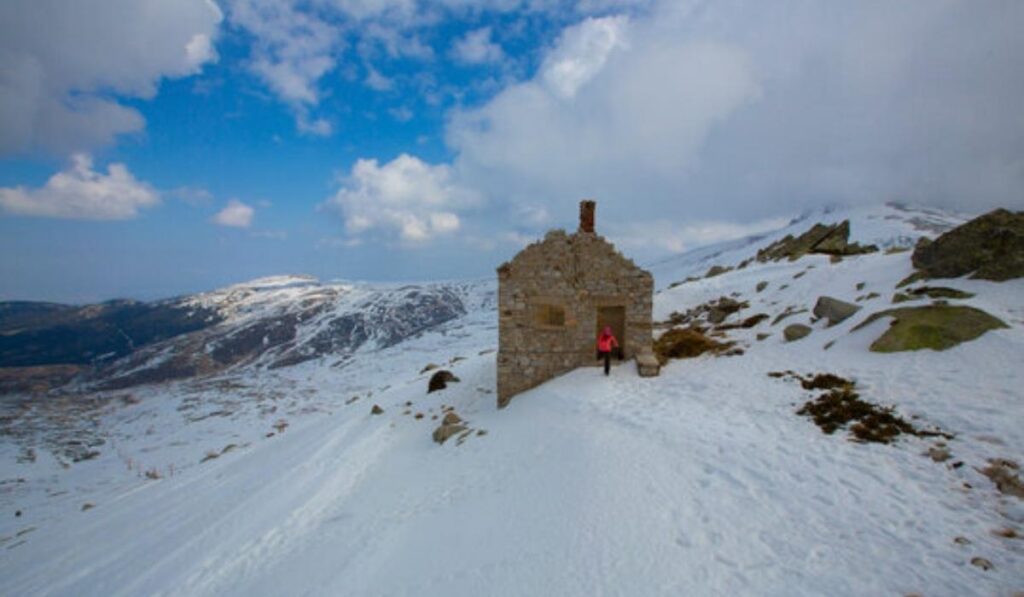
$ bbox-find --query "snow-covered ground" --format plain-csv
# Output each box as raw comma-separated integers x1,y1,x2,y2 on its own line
2,203,1022,596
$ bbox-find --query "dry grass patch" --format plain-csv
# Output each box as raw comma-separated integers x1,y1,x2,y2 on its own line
772,372,950,444
653,327,735,365
980,459,1024,499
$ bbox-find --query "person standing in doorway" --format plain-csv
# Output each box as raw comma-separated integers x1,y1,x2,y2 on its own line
597,326,619,376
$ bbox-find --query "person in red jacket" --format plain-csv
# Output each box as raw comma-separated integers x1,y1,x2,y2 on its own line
596,326,619,376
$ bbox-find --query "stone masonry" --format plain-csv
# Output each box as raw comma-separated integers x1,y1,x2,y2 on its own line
496,200,654,408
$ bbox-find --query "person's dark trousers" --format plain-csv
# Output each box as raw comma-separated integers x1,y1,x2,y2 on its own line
598,350,611,375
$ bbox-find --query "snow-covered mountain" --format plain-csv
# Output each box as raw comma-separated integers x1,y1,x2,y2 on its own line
2,203,1022,596
0,276,492,392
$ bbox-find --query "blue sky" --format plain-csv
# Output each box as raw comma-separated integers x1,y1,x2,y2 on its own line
2,1,1022,302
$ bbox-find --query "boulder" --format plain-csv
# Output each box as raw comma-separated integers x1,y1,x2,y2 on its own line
911,208,1024,281
755,281,768,293
442,411,462,425
428,369,460,393
852,305,1007,352
370,404,384,415
707,297,745,324
783,324,812,342
432,423,468,445
813,296,862,326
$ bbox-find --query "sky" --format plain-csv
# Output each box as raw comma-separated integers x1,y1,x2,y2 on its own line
1,0,1022,303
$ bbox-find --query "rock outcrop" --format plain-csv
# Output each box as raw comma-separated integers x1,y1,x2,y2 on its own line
757,220,878,262
911,208,1024,281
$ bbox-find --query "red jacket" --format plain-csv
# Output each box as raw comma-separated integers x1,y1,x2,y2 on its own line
597,332,618,352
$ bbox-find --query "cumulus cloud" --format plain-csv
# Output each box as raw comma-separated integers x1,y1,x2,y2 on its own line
539,16,628,99
229,0,344,136
445,0,1024,240
451,27,506,65
323,154,481,243
448,13,759,210
212,199,256,228
0,0,221,156
0,154,160,220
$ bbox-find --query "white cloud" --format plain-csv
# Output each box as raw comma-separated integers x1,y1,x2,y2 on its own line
321,0,418,22
540,16,628,99
365,67,395,91
0,0,221,156
448,14,759,208
296,112,334,136
212,199,256,228
0,154,160,220
444,0,1024,237
229,0,342,133
610,217,792,255
451,27,506,65
323,154,481,243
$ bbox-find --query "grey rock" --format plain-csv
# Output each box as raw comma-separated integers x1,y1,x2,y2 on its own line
813,296,862,326
784,324,812,342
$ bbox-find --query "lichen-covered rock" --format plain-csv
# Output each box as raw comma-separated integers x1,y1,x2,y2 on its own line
892,286,974,304
783,324,812,342
813,296,862,326
853,305,1007,352
911,208,1024,281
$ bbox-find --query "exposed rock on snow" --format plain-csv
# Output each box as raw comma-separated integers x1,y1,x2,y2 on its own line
911,208,1024,281
783,324,812,342
428,370,460,393
756,220,878,262
891,286,975,304
432,411,467,445
705,264,732,278
854,305,1007,352
813,296,862,326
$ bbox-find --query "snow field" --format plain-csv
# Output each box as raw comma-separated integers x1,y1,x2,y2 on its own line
2,203,1022,595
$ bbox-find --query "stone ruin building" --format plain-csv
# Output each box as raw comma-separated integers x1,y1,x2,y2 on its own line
496,200,658,408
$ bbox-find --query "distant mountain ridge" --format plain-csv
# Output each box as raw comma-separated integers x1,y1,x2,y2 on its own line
0,276,491,393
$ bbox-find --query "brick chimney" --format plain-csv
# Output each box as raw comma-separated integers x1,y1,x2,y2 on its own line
579,199,596,233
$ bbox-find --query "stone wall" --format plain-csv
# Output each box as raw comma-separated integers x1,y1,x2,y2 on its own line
496,227,653,407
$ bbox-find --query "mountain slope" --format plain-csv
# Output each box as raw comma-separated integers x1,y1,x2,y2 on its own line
1,203,1022,596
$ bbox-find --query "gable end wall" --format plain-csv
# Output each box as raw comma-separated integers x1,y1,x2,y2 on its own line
496,230,653,407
